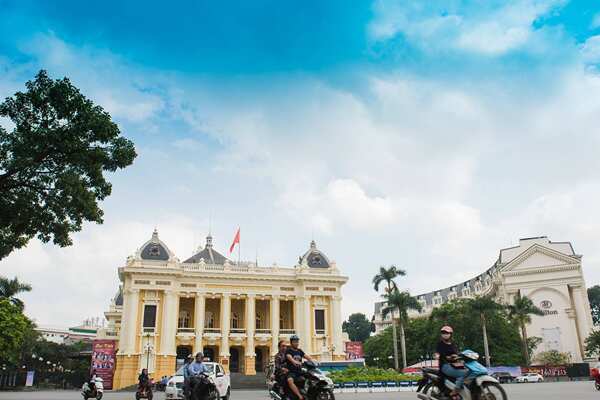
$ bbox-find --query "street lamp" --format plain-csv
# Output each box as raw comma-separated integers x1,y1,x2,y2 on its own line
143,333,154,371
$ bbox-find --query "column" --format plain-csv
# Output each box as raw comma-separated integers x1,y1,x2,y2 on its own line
245,294,256,375
194,293,205,356
270,295,280,355
160,291,178,356
294,297,304,339
220,293,231,366
303,295,312,354
119,288,139,354
566,308,583,362
571,285,591,360
331,295,344,359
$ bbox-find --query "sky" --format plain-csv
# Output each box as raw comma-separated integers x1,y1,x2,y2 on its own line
2,0,600,327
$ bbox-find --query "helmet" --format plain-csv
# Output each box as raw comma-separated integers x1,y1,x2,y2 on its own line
440,325,453,334
290,334,300,342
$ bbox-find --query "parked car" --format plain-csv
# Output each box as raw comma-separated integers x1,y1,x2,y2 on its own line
165,362,231,400
491,372,515,383
515,373,544,383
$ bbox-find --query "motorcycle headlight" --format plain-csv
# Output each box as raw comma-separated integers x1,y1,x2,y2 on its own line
324,377,334,386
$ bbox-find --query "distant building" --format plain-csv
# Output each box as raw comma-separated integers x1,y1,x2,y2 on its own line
373,237,595,362
97,229,348,389
36,318,102,345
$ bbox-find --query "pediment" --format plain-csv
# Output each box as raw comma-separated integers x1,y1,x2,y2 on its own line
501,244,579,273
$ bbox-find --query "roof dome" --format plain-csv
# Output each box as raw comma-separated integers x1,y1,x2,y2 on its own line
299,240,331,268
137,229,175,261
184,234,228,264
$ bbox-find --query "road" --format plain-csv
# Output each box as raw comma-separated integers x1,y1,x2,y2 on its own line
0,381,596,400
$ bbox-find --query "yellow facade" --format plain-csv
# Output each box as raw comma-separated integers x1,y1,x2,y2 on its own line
99,231,348,389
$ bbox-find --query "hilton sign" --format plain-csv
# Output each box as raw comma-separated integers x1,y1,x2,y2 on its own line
540,300,558,316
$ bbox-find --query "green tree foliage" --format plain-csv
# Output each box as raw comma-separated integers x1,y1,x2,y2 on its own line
0,298,32,365
381,289,422,369
372,265,406,370
588,285,600,325
0,275,32,310
0,70,137,259
507,294,544,365
467,296,503,367
585,330,600,357
342,313,374,342
364,298,525,368
534,350,570,365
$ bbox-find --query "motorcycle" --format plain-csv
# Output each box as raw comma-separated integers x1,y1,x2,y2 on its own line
135,378,154,400
416,350,507,400
268,360,335,400
82,376,104,400
189,373,219,400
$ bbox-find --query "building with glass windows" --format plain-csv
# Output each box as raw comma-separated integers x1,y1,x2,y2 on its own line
373,237,595,363
97,229,348,389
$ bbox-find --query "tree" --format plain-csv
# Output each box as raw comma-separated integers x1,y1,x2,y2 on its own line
534,350,570,365
0,275,32,310
527,336,543,357
342,313,374,342
381,288,422,369
467,296,502,367
507,294,544,365
0,70,137,260
588,285,600,325
372,265,406,370
585,330,600,357
0,299,31,365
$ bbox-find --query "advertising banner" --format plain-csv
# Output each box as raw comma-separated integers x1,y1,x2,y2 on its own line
345,341,364,360
25,371,35,387
522,365,567,377
91,339,117,390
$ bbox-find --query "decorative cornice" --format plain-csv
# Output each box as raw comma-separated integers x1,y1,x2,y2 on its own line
502,264,580,277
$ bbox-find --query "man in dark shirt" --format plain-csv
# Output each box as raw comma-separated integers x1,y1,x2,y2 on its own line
273,340,289,395
285,335,314,400
138,368,151,393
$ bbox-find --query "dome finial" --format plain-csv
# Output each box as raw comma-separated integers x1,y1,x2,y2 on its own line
310,239,317,249
206,234,213,249
152,227,159,241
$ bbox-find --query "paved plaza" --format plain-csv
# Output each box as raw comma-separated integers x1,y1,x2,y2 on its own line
0,381,596,400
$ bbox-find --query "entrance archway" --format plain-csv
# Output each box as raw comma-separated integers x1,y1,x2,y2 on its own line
255,346,269,372
203,346,218,362
176,345,192,372
230,348,240,373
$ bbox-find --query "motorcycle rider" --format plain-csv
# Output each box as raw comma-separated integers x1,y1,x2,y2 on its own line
436,326,467,398
187,351,210,398
87,368,98,394
273,340,289,396
138,368,151,394
285,335,314,400
183,354,193,399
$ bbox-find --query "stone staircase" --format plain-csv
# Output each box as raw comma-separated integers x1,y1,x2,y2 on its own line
230,372,267,390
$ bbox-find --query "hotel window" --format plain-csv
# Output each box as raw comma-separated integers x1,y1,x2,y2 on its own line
143,305,157,332
315,309,326,335
256,314,263,329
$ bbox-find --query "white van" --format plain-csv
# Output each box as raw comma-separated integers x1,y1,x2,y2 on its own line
165,362,231,400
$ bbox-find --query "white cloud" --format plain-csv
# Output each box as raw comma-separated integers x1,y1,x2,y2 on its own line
4,26,600,324
581,35,600,64
369,0,566,56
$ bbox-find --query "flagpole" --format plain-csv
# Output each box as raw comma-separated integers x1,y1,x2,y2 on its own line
238,229,241,265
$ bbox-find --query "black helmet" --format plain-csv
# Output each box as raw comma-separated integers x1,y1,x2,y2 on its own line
290,334,300,342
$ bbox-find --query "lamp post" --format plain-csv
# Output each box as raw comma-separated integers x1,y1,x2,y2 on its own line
143,333,154,371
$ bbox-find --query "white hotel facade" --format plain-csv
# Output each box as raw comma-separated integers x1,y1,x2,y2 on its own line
373,237,595,363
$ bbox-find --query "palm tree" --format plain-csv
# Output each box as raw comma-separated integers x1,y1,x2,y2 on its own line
0,276,32,310
373,265,406,370
381,288,422,369
507,294,544,365
468,296,502,367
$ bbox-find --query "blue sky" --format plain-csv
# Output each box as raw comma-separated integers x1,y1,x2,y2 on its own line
2,0,600,326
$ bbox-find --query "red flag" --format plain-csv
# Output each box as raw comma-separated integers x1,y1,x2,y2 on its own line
229,228,240,253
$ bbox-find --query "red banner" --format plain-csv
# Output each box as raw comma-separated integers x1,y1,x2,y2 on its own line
345,341,364,360
91,340,117,390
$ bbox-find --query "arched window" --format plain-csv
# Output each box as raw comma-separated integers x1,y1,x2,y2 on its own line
178,311,191,328
205,312,215,329
232,313,240,329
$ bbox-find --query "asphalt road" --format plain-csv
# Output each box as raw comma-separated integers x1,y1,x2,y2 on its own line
0,381,596,400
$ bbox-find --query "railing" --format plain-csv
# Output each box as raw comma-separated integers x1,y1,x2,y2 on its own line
105,331,119,337
230,328,246,334
279,329,296,335
142,327,156,334
177,327,195,334
204,328,221,334
255,329,271,334
315,329,326,335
